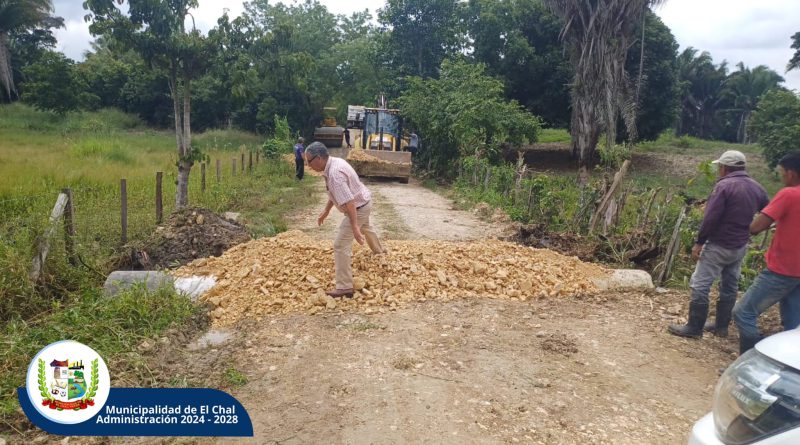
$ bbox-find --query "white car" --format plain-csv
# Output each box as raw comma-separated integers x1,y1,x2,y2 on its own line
689,329,800,445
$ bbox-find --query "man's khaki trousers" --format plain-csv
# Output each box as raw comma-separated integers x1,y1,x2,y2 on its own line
334,202,384,290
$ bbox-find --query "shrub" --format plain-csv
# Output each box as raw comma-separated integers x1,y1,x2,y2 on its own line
398,59,541,177
749,90,800,167
262,115,294,158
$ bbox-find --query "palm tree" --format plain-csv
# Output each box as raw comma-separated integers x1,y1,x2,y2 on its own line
675,47,728,139
0,0,62,100
541,0,667,182
788,31,800,72
721,63,784,143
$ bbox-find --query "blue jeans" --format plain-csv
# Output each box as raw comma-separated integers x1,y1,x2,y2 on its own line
689,243,748,305
733,269,800,339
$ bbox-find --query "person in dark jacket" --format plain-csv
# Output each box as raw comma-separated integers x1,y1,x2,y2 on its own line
294,137,305,180
668,150,769,339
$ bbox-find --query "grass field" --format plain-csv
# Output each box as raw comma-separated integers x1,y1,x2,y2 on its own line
0,103,316,430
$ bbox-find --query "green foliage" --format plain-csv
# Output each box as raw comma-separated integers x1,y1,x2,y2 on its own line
20,50,85,114
0,102,144,133
70,138,134,164
467,0,572,128
456,155,583,228
0,285,199,419
223,367,248,387
261,115,293,158
379,0,466,78
597,144,631,170
677,48,785,143
788,31,800,72
538,128,571,143
0,0,64,100
398,59,541,177
623,12,680,142
749,89,800,167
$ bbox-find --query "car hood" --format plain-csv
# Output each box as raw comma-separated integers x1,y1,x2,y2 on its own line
756,328,800,371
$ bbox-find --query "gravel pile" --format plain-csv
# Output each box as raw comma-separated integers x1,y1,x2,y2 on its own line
176,230,609,327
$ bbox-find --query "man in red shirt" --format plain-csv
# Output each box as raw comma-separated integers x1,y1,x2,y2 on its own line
733,152,800,354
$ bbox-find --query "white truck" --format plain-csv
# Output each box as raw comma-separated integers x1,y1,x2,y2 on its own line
347,105,366,130
689,328,800,445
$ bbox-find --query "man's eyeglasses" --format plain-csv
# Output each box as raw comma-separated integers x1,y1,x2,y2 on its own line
306,155,318,164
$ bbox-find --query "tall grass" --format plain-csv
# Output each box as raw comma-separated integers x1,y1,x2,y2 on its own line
0,103,317,430
454,131,782,289
0,285,201,425
1,104,315,319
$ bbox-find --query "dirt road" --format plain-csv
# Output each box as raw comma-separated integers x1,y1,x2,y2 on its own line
103,178,741,445
135,178,733,445
290,180,506,241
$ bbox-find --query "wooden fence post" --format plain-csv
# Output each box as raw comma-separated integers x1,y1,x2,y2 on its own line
657,205,689,285
232,158,237,176
121,179,128,245
248,152,253,173
156,172,163,224
241,152,245,173
201,162,207,193
589,160,631,234
216,159,221,183
29,192,69,281
62,188,76,265
256,151,260,165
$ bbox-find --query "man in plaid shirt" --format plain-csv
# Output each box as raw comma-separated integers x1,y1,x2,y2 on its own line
305,142,385,297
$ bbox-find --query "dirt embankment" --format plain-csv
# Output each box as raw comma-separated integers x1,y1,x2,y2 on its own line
116,208,251,270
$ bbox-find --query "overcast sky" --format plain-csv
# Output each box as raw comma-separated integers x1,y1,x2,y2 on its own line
53,0,800,91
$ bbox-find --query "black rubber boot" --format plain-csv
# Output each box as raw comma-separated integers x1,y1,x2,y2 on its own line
668,302,709,339
703,300,736,337
739,335,761,355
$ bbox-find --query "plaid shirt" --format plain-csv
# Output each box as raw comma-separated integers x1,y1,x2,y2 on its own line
323,157,371,212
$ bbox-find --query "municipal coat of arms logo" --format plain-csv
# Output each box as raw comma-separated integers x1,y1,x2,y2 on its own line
26,341,110,424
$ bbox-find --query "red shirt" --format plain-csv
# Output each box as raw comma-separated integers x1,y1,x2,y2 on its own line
762,185,800,277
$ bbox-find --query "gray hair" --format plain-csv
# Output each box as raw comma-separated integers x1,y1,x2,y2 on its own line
305,142,329,159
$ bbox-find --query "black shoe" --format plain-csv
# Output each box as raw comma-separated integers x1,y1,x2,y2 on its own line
739,335,761,355
668,302,709,339
703,300,735,338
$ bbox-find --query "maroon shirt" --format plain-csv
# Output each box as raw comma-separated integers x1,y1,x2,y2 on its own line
696,171,769,249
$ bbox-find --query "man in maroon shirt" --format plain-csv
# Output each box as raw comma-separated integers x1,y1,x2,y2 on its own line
668,150,769,339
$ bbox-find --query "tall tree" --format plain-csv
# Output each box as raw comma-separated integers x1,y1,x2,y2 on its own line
0,0,63,100
675,47,727,139
623,11,679,141
467,0,572,128
378,0,466,78
788,32,800,72
541,0,666,181
721,63,784,143
749,90,800,167
85,0,212,208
